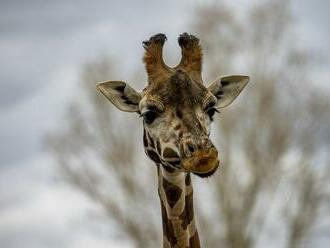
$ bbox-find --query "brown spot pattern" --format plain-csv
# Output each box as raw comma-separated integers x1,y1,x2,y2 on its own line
163,177,182,208
189,231,201,248
163,147,179,159
168,160,181,168
185,173,191,186
156,140,162,154
147,133,155,149
160,200,177,246
176,108,183,119
179,193,194,230
147,150,161,163
174,124,181,130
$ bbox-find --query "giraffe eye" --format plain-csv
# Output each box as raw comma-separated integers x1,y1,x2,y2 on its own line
206,107,219,121
142,110,158,124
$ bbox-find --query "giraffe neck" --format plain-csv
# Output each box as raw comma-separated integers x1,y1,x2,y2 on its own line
157,166,201,248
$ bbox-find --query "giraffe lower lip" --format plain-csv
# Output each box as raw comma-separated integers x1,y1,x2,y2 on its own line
181,147,219,173
193,161,219,177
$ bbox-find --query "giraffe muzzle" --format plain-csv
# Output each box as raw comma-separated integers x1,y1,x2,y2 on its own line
181,147,219,174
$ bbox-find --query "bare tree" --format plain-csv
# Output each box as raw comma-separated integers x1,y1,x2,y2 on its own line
47,57,161,247
47,1,330,248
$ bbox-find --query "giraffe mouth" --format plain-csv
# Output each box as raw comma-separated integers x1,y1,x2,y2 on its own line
181,147,219,175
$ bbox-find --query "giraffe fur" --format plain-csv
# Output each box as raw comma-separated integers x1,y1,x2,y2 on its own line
96,33,249,247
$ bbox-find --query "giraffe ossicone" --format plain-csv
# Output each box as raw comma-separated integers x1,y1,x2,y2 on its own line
97,33,249,248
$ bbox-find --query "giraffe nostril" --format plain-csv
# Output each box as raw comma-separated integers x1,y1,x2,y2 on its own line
188,143,195,153
181,139,201,157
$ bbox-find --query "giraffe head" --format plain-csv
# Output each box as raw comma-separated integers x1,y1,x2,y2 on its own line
97,33,249,177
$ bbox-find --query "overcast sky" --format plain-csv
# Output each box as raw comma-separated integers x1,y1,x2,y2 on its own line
0,0,329,247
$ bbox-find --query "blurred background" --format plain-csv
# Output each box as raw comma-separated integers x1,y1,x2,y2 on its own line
1,0,330,247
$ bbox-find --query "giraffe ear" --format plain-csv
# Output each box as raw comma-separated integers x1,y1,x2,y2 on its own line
97,81,142,112
207,75,249,108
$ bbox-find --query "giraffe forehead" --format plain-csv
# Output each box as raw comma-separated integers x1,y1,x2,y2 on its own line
145,78,209,107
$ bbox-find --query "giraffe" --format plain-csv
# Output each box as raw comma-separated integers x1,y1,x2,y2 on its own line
97,33,249,248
